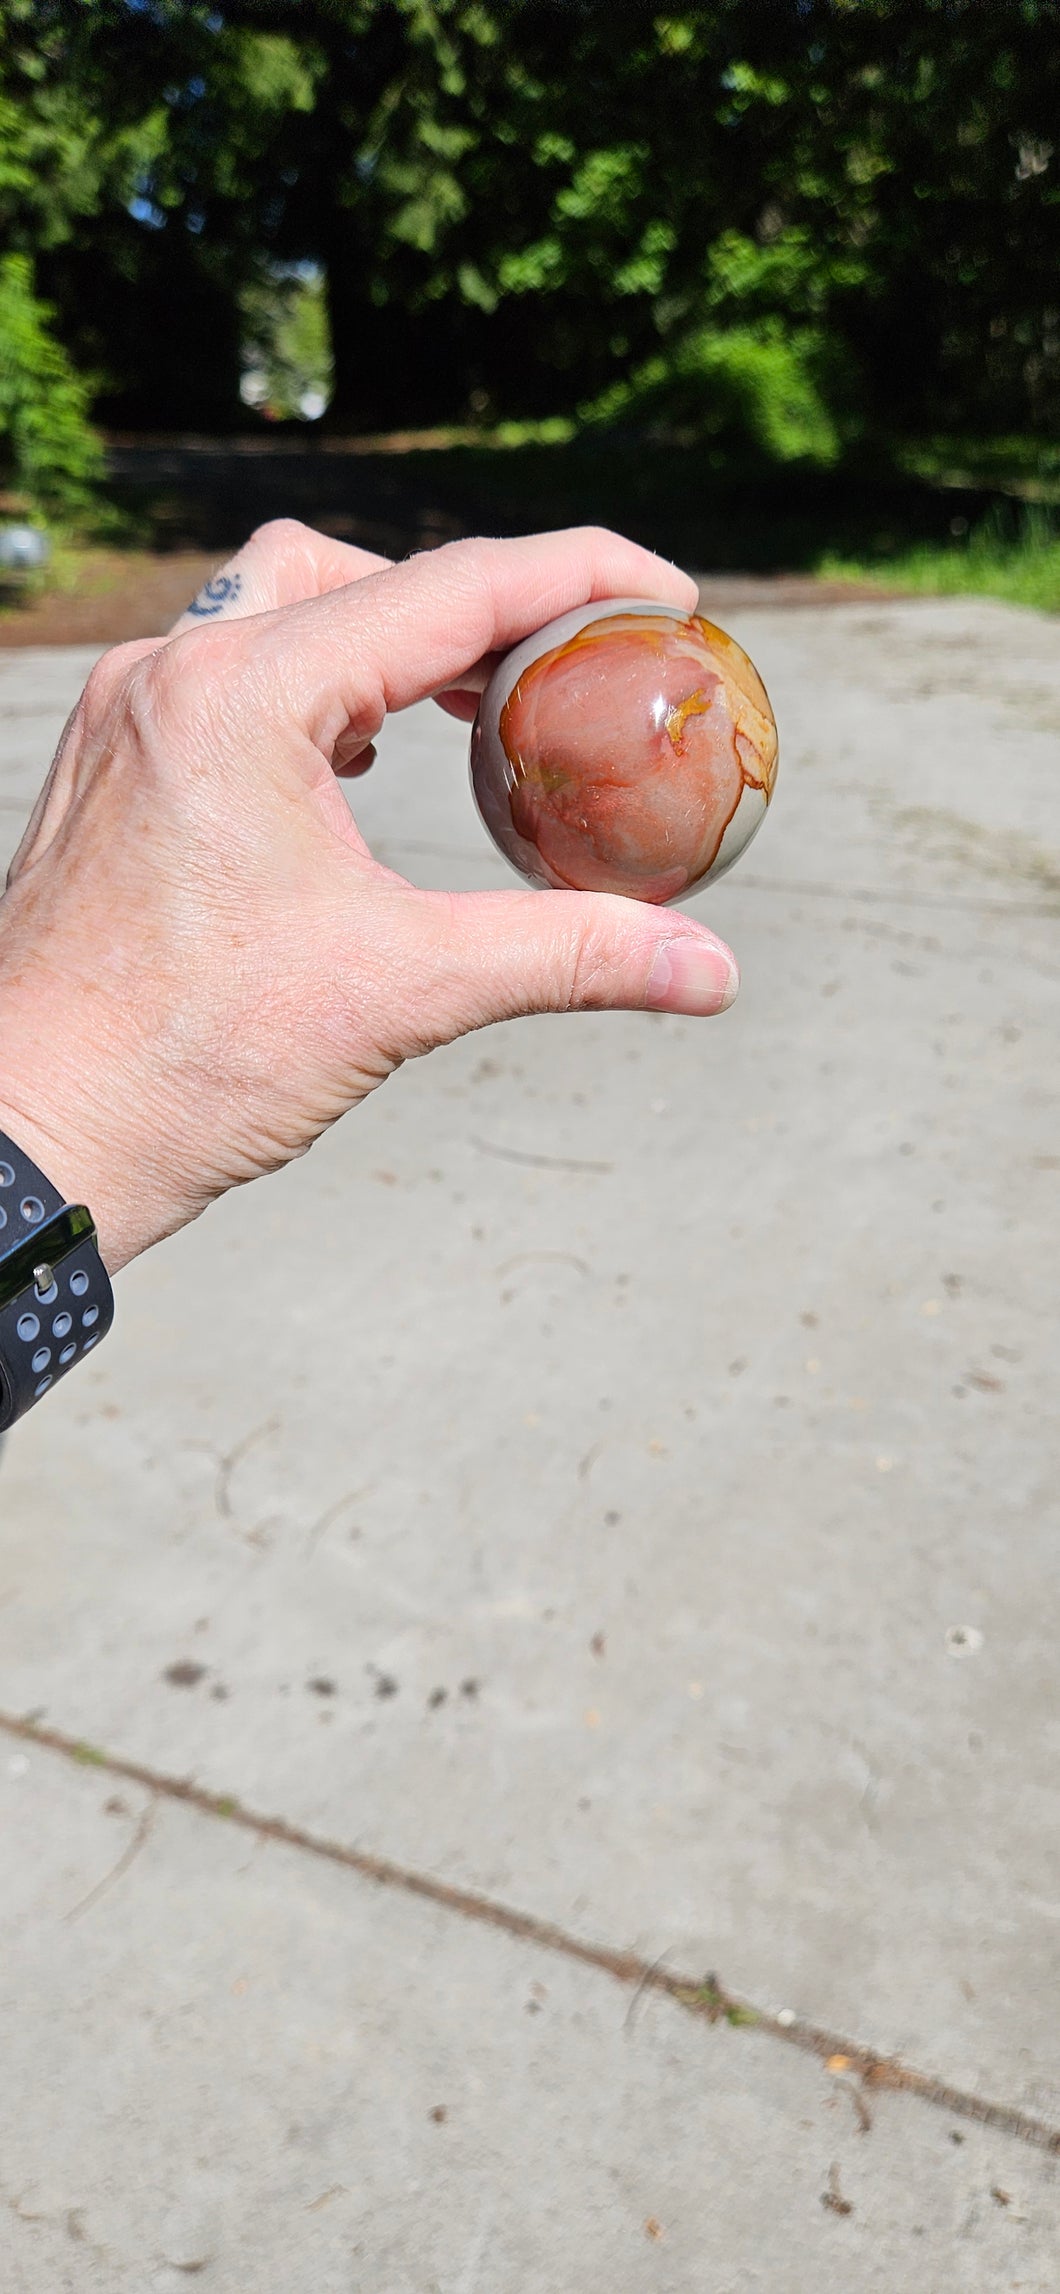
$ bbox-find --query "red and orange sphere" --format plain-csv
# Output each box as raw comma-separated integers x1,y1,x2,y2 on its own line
471,598,778,904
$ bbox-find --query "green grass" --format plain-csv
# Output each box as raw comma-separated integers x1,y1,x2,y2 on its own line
820,505,1060,614
894,433,1060,504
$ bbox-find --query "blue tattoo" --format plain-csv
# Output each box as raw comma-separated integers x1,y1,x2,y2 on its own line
186,571,243,617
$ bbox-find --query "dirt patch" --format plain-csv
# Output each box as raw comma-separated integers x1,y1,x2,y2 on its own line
696,574,891,611
0,547,888,653
0,551,220,650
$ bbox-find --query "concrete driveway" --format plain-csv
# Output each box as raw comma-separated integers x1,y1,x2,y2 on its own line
0,594,1058,2289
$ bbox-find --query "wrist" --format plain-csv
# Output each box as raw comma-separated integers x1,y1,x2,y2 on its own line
0,1135,116,1429
0,1068,135,1278
0,968,176,1274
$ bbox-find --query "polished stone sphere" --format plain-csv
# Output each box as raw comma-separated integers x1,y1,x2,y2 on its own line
470,597,778,903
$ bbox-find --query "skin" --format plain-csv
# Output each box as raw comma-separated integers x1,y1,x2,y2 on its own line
0,522,740,1275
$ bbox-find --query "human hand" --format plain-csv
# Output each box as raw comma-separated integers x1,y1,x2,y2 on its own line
169,516,487,729
0,522,739,1273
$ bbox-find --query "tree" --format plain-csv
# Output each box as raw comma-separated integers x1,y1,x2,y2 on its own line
3,0,1060,449
0,253,104,512
1,0,259,427
177,0,1060,441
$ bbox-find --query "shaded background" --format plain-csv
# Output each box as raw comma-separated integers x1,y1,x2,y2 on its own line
2,0,1060,596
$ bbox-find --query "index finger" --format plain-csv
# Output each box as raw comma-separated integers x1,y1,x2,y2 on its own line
212,528,700,750
169,519,393,634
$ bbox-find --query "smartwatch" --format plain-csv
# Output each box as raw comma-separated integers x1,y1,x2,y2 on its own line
0,1129,113,1432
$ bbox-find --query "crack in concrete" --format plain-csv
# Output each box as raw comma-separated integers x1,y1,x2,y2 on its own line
4,1707,1058,2160
214,1414,281,1523
472,1136,614,1174
731,872,1060,921
63,1797,155,1924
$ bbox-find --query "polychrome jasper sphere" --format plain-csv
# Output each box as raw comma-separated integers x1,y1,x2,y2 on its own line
470,597,778,904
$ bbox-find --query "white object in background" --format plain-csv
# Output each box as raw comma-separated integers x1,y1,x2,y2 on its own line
239,369,269,408
0,524,50,572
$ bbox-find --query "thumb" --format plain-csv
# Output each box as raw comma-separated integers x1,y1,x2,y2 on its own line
384,886,739,1051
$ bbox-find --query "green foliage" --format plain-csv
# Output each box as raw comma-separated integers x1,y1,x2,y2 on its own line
71,1739,106,1766
674,1975,760,2026
821,503,1060,614
0,0,168,250
584,324,844,467
3,0,1060,460
0,253,103,514
895,435,1060,502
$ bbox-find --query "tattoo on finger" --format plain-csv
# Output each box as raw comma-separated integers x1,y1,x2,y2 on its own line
185,571,243,618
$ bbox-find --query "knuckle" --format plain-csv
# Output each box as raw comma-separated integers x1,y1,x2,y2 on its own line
446,535,508,621
128,638,183,720
565,916,619,1010
247,515,313,556
451,533,496,563
77,643,134,721
443,534,501,585
125,626,229,742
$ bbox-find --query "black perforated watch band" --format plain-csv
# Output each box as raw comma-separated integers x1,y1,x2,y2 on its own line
0,1130,113,1432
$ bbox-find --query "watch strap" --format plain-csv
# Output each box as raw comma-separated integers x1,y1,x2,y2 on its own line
0,1129,113,1431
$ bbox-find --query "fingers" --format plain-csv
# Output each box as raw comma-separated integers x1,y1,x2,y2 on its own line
433,689,483,725
169,518,393,633
368,885,739,1057
202,528,700,750
333,739,377,779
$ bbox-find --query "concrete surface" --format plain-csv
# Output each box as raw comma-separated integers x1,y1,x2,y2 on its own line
0,596,1058,2286
3,1743,1058,2293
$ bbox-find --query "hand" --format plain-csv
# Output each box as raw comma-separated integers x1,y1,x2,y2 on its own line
0,521,739,1272
169,517,487,731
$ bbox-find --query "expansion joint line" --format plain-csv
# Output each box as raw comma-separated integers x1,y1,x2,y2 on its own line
2,1709,1056,2159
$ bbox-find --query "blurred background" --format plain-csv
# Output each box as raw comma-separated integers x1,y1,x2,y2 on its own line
2,0,1060,636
